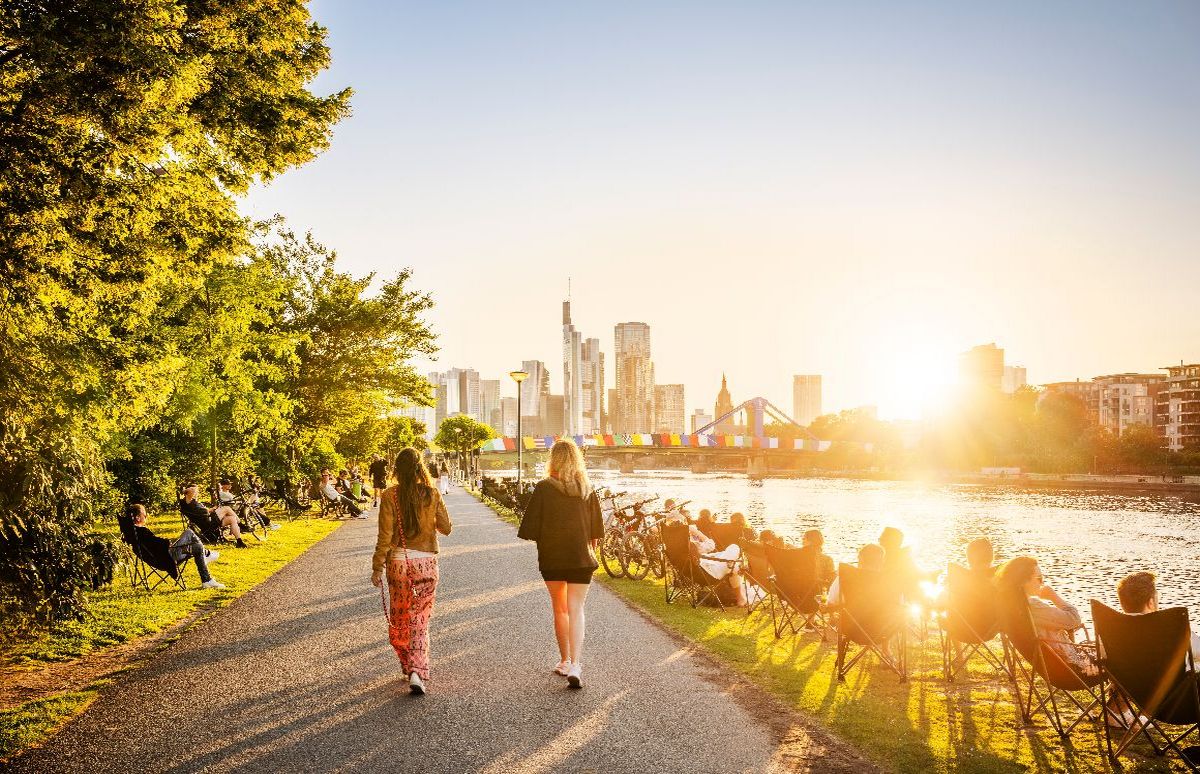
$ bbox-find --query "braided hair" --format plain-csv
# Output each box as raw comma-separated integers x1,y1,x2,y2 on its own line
392,447,436,545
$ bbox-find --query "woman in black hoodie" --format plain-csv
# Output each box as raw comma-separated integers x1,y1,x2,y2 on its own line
517,438,603,688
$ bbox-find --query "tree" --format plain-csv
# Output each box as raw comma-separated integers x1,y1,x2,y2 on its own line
0,2,349,626
434,416,497,457
384,416,429,454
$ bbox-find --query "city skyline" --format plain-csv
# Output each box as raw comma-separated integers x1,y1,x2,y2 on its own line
245,2,1200,421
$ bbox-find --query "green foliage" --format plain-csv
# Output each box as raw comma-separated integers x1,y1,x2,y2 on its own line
0,1,349,625
0,687,100,762
381,415,429,455
434,415,497,456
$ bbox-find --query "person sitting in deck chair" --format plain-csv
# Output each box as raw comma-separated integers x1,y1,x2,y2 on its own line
218,478,278,530
966,537,996,578
179,484,246,547
995,555,1098,676
337,469,370,503
688,517,747,607
880,526,933,601
826,543,884,608
1116,571,1200,663
322,471,365,519
729,512,757,543
800,529,837,591
129,504,224,588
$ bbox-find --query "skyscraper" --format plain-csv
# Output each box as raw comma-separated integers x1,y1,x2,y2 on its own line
714,374,735,433
428,368,480,431
614,322,654,433
581,337,604,434
653,384,685,434
479,378,501,431
562,301,584,435
691,409,713,433
960,343,1005,391
792,375,822,425
520,360,548,420
1001,366,1027,394
500,396,518,437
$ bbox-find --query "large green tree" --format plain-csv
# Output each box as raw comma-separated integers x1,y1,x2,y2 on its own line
0,1,350,625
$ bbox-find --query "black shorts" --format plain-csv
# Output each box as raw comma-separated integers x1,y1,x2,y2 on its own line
373,478,386,490
540,567,595,584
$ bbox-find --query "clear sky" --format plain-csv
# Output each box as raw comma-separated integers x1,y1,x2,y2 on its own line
243,1,1200,421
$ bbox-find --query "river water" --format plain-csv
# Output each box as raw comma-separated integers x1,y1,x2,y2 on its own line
580,470,1200,628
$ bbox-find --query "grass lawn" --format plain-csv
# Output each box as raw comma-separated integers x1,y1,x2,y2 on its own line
467,491,1184,773
0,509,341,759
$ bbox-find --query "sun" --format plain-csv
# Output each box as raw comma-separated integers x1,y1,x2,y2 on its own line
870,324,960,421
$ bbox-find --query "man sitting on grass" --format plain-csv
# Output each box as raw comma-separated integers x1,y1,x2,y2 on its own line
129,504,224,589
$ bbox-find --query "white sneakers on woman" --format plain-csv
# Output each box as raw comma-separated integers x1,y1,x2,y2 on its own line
409,672,425,695
553,659,571,676
566,663,583,689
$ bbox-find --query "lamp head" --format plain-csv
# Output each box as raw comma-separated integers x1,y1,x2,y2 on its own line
509,370,529,383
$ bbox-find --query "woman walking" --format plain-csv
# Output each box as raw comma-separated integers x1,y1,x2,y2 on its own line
517,439,604,688
371,448,452,695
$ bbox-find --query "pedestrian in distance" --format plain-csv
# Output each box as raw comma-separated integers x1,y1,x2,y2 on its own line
371,447,452,695
368,454,388,508
517,438,604,689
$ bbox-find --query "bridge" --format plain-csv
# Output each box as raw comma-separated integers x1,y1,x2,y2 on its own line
478,398,870,478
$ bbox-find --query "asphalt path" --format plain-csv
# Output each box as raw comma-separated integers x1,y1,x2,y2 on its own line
11,486,870,773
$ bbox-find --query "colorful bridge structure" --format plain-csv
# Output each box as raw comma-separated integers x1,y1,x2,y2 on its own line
478,397,868,477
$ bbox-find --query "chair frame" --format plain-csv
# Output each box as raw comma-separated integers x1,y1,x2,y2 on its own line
939,563,1012,682
834,563,908,683
661,523,740,610
1000,597,1108,738
118,515,190,592
740,541,777,620
319,491,353,519
765,544,829,640
1092,600,1200,770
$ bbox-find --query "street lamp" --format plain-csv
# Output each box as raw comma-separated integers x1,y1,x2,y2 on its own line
510,370,529,490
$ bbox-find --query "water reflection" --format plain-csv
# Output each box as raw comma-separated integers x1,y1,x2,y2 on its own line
588,470,1200,628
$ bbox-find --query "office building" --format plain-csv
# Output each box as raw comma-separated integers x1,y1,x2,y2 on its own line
479,379,501,432
430,368,479,428
607,388,619,434
691,409,713,433
960,343,1005,391
562,301,584,435
500,397,518,437
581,337,604,434
653,384,685,434
792,375,822,425
520,360,549,420
1157,363,1200,451
1002,366,1027,394
614,322,654,433
540,394,566,438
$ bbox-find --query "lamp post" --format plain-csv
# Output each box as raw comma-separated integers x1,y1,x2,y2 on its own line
510,370,529,491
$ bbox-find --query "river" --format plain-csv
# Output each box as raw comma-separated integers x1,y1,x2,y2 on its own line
578,470,1200,628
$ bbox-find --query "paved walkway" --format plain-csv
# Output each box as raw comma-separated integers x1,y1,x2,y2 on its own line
11,487,868,773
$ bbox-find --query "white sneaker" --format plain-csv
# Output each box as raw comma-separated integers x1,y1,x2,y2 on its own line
566,663,582,689
201,579,226,589
553,659,571,676
269,523,281,531
409,672,426,695
205,549,220,563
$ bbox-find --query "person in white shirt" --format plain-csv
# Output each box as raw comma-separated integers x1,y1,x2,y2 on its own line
321,471,364,518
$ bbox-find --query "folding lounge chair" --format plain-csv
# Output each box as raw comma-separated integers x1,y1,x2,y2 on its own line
319,491,352,519
835,563,907,682
660,522,739,610
940,563,1010,682
1092,600,1200,769
707,523,749,552
998,594,1106,737
765,544,826,639
740,540,777,619
117,513,190,592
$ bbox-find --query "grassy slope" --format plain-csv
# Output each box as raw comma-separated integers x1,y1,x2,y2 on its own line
0,511,341,759
467,490,1179,773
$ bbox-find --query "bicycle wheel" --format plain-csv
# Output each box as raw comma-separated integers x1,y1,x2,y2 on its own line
599,526,626,578
645,534,667,580
620,532,651,581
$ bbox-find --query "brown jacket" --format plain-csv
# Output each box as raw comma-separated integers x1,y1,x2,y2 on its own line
372,485,452,573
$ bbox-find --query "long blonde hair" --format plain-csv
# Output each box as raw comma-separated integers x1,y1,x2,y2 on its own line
548,439,591,497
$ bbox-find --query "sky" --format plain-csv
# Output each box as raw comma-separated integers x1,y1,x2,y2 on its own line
243,1,1200,421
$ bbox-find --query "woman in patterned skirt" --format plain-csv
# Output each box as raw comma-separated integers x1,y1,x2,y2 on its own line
371,447,452,694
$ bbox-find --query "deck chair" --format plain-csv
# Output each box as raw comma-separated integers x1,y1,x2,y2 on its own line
707,523,749,551
940,563,1010,682
835,563,907,682
319,490,352,519
1092,600,1200,769
660,522,738,610
741,540,776,619
117,513,189,591
998,594,1106,737
765,544,826,639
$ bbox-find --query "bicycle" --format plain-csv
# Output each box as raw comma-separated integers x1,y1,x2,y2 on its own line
598,494,658,578
621,499,691,581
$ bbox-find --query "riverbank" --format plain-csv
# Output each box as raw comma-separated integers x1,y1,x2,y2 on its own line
0,512,341,760
468,492,1177,773
766,469,1200,495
